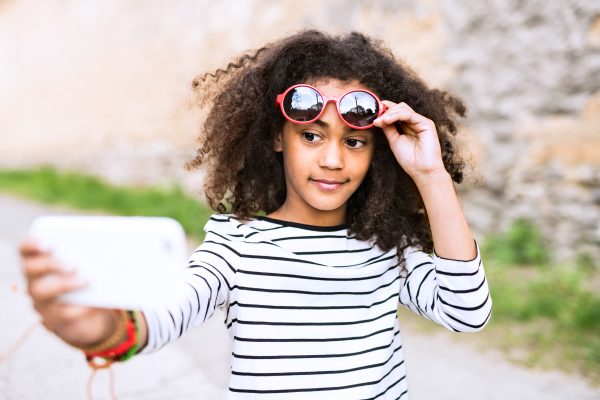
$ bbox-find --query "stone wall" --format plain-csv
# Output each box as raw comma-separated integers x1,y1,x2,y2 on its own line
438,0,600,260
1,0,599,261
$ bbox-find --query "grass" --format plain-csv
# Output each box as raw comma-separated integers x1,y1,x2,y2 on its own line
1,167,599,379
483,219,600,342
0,167,214,241
481,219,600,378
482,218,549,266
484,258,600,378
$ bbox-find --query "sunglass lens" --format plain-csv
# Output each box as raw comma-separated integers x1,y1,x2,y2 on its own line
283,86,323,122
339,91,379,127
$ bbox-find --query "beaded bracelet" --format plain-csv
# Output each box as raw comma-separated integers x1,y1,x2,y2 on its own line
118,312,140,362
84,311,140,367
86,316,136,359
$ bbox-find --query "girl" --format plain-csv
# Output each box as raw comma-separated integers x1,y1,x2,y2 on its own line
20,30,491,399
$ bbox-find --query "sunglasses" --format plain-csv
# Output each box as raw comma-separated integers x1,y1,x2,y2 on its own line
275,84,387,129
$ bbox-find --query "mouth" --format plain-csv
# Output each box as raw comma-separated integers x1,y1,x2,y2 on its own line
310,178,348,191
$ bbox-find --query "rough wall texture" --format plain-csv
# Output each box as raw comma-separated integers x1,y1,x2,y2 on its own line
1,0,599,261
438,0,600,260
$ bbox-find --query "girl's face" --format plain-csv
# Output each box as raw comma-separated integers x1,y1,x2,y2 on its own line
274,79,376,220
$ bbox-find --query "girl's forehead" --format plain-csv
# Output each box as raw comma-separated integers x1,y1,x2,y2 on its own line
308,78,370,97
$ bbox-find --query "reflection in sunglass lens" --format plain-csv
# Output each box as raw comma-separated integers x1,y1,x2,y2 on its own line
283,87,323,122
339,91,379,127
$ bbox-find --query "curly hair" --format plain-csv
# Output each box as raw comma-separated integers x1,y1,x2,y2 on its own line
187,30,467,272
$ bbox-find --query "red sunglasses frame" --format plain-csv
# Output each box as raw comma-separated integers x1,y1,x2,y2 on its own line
275,84,387,130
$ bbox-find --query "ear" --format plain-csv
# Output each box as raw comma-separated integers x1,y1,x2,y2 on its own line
273,129,283,152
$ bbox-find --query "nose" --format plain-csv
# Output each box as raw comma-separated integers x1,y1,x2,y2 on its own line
318,140,344,170
317,102,345,170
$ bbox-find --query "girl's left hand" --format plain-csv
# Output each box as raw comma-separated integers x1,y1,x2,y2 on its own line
373,101,447,186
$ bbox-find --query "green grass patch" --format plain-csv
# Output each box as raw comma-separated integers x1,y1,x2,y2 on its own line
480,218,600,376
485,260,600,376
482,218,600,377
0,167,214,241
482,218,549,266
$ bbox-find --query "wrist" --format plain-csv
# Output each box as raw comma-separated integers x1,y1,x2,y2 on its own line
102,309,126,344
68,310,128,352
411,167,451,190
90,309,126,347
84,311,141,367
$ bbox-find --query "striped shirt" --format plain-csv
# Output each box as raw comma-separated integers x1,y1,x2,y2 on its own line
140,215,492,399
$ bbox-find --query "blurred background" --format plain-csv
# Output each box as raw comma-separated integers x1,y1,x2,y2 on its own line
1,0,600,399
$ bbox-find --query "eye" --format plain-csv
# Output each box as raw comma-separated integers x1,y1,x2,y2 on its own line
303,132,322,142
346,139,365,148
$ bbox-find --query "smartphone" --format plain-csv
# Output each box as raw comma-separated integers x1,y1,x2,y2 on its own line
30,215,188,310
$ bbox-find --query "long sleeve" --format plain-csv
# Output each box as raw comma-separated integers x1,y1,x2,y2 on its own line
139,219,239,354
399,240,492,332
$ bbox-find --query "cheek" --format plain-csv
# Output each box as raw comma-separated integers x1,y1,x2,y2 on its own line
283,141,312,181
348,149,374,183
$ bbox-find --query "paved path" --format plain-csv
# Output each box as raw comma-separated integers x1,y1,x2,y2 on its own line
1,194,599,399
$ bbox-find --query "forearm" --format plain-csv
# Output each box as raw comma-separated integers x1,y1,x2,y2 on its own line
414,169,476,261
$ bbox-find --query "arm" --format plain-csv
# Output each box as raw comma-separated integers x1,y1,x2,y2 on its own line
415,170,476,260
139,220,237,353
374,101,475,261
374,101,491,332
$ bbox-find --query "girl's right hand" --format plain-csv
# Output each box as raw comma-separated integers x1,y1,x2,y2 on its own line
20,238,119,347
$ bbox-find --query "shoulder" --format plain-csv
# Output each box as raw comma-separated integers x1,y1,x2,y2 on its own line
203,214,258,243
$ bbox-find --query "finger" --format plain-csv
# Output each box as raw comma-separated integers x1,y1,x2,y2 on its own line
379,101,414,117
20,238,51,258
29,274,87,302
24,256,74,280
377,109,430,128
381,124,407,149
397,121,421,137
381,101,413,112
383,119,423,144
375,102,432,128
381,100,398,109
375,100,407,127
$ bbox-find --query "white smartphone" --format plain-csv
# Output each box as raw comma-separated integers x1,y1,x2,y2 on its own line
29,215,189,310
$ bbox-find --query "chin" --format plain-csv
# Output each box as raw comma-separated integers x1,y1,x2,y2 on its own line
306,197,348,212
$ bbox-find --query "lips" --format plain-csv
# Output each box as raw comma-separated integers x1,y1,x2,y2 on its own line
310,178,347,191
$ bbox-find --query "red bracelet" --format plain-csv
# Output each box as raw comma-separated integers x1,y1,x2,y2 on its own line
85,313,137,359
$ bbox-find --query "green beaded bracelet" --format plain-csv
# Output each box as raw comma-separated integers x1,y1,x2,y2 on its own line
118,311,140,362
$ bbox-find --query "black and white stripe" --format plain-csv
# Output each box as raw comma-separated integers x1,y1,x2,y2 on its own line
141,215,491,399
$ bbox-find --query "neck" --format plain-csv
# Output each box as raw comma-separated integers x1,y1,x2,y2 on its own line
266,189,347,227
